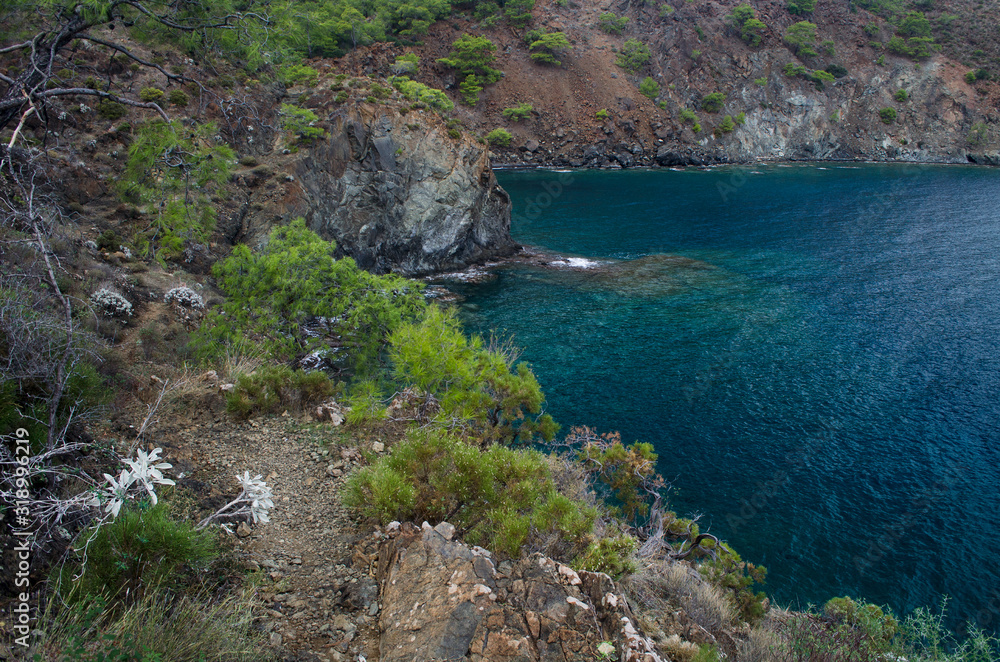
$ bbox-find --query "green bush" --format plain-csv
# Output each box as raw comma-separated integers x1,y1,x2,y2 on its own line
280,103,325,144
754,76,768,86
595,108,610,121
616,39,651,73
699,543,768,623
825,63,848,78
343,430,596,559
97,100,127,121
741,18,767,46
503,103,534,121
679,108,697,123
879,107,897,124
575,534,637,578
191,219,425,369
167,89,190,106
784,21,818,57
503,0,535,26
66,503,217,603
138,87,165,103
887,35,934,58
809,69,835,89
639,76,660,100
783,62,808,77
726,3,755,27
225,365,334,419
894,89,909,102
393,78,454,112
528,31,570,66
486,127,513,146
392,53,420,75
282,63,319,87
701,92,726,112
824,596,899,648
786,0,815,13
965,71,978,83
438,34,502,83
717,115,736,133
734,111,746,125
389,306,558,443
598,12,629,34
967,121,989,146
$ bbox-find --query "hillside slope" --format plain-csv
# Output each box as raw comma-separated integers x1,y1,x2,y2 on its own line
334,0,1000,166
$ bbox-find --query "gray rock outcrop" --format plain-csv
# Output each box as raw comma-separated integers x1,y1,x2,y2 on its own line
376,522,664,662
286,105,518,275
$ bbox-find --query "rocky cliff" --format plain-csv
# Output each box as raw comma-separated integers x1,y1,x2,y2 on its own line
332,0,1000,169
281,104,518,275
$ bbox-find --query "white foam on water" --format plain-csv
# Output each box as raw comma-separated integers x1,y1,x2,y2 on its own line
549,257,602,269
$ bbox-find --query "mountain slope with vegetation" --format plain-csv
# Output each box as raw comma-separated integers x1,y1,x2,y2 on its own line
2,0,1000,660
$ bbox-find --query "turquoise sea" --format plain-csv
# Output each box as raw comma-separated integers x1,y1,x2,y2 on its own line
452,164,1000,631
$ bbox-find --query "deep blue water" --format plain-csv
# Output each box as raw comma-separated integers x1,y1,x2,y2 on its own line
452,164,1000,631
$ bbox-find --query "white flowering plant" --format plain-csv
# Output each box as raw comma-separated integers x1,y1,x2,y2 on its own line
91,287,133,317
88,447,176,518
164,286,205,309
196,471,275,530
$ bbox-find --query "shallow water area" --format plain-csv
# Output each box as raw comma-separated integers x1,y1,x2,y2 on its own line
455,163,1000,631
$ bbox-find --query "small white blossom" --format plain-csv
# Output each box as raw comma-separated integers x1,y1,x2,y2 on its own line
93,469,135,518
236,471,274,524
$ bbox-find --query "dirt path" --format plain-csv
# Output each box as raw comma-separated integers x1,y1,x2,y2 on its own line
155,394,383,662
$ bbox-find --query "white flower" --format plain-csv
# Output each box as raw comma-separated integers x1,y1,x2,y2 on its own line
164,286,205,309
99,469,135,518
236,471,274,524
125,447,175,506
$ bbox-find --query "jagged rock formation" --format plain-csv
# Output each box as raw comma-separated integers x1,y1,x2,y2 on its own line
376,521,664,662
281,104,518,275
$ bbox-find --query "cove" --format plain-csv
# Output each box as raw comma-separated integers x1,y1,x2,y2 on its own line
451,164,1000,631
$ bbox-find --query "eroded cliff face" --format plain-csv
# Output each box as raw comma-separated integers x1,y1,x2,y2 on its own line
279,105,517,276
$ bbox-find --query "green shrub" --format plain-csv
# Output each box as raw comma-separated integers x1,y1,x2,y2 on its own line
701,92,726,112
97,229,120,252
370,82,392,99
808,69,835,89
528,31,571,66
824,596,899,648
66,503,217,603
596,108,610,121
894,89,909,102
97,100,127,120
741,18,767,46
344,430,596,559
734,111,746,125
280,104,325,144
335,90,349,103
393,78,454,112
821,39,835,56
503,103,534,121
448,128,461,139
503,0,534,26
717,115,736,133
139,87,165,103
459,74,483,105
282,63,319,87
726,3,755,27
879,106,897,123
167,89,190,106
616,39,651,73
754,76,768,86
679,108,697,123
786,0,815,14
225,365,334,419
438,34,502,84
784,21,818,57
598,12,629,34
967,121,989,146
887,35,934,58
486,127,513,146
639,76,660,100
699,543,768,623
389,306,558,443
660,3,675,15
191,219,425,368
783,62,808,77
575,535,637,578
825,63,848,78
392,53,420,75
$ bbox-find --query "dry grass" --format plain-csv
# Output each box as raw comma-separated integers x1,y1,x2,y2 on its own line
737,618,790,662
624,559,736,633
29,583,273,661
